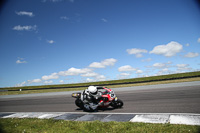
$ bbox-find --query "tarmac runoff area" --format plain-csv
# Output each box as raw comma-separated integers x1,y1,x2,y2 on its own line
1,112,200,126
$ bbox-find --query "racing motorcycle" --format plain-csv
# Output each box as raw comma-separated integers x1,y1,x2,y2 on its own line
72,87,123,112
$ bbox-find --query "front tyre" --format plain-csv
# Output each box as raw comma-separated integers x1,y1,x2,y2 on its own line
111,99,123,108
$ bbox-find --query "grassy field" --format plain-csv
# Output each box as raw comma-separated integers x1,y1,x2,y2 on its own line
1,71,200,95
0,118,200,133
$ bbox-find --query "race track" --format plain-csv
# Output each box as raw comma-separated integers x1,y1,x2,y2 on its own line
0,81,200,113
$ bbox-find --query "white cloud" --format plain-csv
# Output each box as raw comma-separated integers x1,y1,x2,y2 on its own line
85,78,95,82
15,81,26,87
150,41,183,57
81,72,99,77
44,80,53,84
59,67,92,76
16,60,27,64
89,62,105,68
16,58,27,64
184,52,199,58
101,18,108,22
89,58,117,68
80,71,106,81
47,40,55,44
176,64,191,72
156,68,172,75
13,25,37,31
198,38,200,43
15,11,34,17
142,58,152,62
118,65,137,72
136,70,143,74
95,75,106,81
59,80,64,83
60,16,69,20
42,73,59,80
185,43,190,47
153,63,167,68
152,62,172,69
28,79,42,84
120,73,131,76
118,73,131,79
176,64,189,68
127,48,148,58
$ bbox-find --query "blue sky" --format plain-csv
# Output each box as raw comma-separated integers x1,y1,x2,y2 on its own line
0,0,200,87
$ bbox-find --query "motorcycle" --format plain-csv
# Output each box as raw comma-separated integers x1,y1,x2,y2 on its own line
72,87,123,112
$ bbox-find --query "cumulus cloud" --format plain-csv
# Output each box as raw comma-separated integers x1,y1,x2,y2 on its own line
150,41,183,57
58,67,92,76
85,78,96,82
152,62,172,69
156,68,172,75
198,38,200,43
176,64,192,72
118,72,131,79
153,63,167,68
59,80,64,83
15,11,34,17
136,70,143,74
44,80,53,84
185,43,190,47
16,57,27,64
28,79,42,84
101,18,108,22
127,48,148,57
89,58,117,68
42,73,59,80
47,40,55,44
95,75,106,81
60,16,69,20
118,65,137,72
81,72,99,77
184,52,199,58
15,81,26,87
142,58,152,62
89,62,105,68
16,60,27,64
13,25,37,31
84,74,106,82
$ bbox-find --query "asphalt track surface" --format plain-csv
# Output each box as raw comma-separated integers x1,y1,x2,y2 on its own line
0,81,200,113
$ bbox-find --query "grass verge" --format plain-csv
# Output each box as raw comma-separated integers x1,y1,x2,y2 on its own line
0,118,200,133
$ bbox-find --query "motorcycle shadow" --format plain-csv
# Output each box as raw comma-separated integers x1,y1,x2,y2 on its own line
76,107,122,112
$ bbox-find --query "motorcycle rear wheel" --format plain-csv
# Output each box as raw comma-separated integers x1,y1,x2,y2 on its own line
75,99,84,109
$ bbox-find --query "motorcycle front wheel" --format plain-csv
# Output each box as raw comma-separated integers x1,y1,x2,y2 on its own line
111,99,123,108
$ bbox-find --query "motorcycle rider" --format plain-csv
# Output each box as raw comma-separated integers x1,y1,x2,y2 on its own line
81,86,104,111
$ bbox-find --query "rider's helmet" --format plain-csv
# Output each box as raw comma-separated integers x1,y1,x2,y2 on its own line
88,86,97,95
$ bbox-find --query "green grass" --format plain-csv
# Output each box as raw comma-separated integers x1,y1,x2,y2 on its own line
1,71,200,95
0,118,200,133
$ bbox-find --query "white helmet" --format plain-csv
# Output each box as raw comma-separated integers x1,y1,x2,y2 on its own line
88,86,97,95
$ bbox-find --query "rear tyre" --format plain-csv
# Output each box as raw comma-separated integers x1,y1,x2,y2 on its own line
75,99,84,109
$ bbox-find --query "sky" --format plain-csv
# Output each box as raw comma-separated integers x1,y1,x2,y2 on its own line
0,0,200,88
